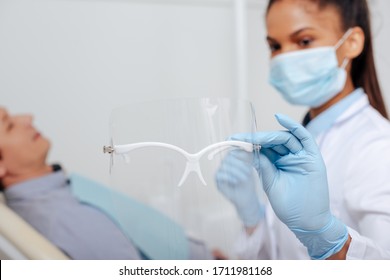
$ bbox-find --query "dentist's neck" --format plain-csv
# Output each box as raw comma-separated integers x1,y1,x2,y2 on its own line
310,76,355,119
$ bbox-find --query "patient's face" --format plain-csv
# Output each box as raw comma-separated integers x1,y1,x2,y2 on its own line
0,107,50,178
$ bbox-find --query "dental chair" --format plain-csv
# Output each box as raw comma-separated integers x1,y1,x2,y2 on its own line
0,194,69,260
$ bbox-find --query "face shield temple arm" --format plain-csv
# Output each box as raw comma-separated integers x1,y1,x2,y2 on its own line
105,141,256,187
112,141,254,160
205,141,254,160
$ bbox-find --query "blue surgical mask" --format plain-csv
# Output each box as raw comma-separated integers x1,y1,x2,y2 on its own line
269,29,353,107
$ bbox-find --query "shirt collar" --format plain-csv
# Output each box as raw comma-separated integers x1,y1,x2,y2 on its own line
305,88,366,138
4,169,69,202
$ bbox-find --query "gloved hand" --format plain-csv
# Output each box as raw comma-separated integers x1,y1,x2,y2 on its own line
216,130,304,227
232,114,349,259
215,149,264,227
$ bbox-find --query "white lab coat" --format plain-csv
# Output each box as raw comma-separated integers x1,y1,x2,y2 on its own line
237,90,390,259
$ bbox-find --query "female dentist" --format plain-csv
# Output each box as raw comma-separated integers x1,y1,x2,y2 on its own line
216,0,390,259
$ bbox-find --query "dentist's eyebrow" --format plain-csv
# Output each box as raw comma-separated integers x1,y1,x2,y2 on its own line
266,27,315,41
289,27,315,39
266,35,277,43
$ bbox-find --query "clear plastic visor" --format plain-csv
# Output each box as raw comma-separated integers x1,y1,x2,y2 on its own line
105,97,260,259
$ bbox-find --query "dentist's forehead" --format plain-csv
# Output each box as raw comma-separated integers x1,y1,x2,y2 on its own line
266,0,343,36
269,0,327,12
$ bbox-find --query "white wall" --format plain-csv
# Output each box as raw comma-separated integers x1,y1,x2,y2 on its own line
370,0,390,108
1,0,389,185
0,0,237,184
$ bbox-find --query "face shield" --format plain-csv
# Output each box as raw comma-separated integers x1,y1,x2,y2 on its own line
103,97,261,259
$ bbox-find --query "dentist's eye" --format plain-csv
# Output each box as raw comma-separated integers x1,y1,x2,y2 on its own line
268,42,281,53
298,37,313,48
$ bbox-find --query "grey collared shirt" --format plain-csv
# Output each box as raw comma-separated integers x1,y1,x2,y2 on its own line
4,171,142,260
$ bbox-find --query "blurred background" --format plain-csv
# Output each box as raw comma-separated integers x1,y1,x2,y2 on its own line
1,0,389,185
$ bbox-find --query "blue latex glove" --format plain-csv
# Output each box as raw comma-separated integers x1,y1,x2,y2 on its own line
215,149,264,227
215,130,303,227
232,114,349,259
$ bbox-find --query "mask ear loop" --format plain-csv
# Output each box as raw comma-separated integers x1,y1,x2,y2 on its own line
334,28,354,50
334,28,353,70
341,58,350,69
